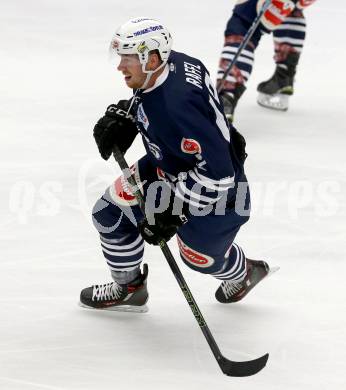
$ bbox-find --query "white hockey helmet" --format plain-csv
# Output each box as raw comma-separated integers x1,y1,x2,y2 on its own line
109,17,173,73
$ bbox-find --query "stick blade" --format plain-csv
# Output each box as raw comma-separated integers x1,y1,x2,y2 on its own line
219,353,269,377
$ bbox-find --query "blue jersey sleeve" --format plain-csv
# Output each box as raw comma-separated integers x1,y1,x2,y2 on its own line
165,87,236,210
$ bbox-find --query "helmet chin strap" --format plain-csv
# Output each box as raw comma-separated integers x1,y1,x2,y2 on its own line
140,71,154,90
126,63,162,115
140,61,166,90
127,61,165,115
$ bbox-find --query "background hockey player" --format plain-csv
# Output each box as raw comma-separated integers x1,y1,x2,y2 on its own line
80,17,272,312
217,0,316,122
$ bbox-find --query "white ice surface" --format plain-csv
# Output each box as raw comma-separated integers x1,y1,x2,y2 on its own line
1,1,346,389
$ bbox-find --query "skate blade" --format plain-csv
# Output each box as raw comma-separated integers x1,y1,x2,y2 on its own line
78,301,149,313
266,266,280,278
257,93,289,111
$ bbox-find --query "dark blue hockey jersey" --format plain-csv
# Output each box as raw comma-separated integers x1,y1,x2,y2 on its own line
232,0,259,25
133,50,245,210
231,0,301,25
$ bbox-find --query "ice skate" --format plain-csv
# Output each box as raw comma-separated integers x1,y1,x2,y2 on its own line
215,259,277,303
256,66,292,111
220,84,246,124
257,91,290,111
79,264,149,313
257,52,299,111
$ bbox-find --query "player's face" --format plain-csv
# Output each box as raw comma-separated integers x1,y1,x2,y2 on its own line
117,54,146,89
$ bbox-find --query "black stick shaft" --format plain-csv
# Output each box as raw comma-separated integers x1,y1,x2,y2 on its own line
112,146,223,361
217,0,272,94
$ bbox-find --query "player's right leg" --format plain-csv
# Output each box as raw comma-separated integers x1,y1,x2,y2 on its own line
80,157,157,312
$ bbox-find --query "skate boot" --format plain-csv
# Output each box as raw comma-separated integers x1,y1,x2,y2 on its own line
215,259,270,303
220,84,246,124
79,264,149,313
257,52,300,111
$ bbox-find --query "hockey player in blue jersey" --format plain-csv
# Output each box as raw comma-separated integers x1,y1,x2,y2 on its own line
80,17,272,312
217,0,316,122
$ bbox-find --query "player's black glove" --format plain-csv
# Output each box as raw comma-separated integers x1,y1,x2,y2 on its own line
231,126,248,164
93,100,138,160
138,208,188,246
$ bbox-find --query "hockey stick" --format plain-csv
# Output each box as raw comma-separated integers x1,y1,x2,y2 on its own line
112,145,269,377
217,0,272,94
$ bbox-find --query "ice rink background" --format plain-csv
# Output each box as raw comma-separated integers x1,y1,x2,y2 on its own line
1,0,345,389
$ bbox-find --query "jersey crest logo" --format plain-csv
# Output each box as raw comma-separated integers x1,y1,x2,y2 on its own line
181,138,202,155
177,237,214,268
137,103,149,130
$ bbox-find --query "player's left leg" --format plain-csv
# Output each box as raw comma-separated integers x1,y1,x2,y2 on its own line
176,187,272,303
177,219,271,303
257,8,306,110
214,250,270,303
217,13,262,123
